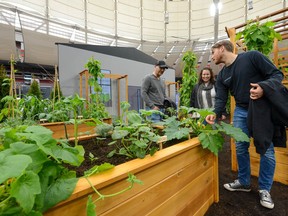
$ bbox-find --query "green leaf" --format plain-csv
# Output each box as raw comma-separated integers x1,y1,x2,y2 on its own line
217,122,250,142
10,171,41,214
25,125,53,135
86,195,96,216
163,119,190,140
127,111,142,124
198,132,224,156
112,129,129,139
52,144,85,166
35,162,78,212
41,170,78,212
10,142,38,154
127,173,143,185
84,162,114,177
135,149,146,159
134,140,148,148
0,154,32,184
107,149,116,158
149,146,158,156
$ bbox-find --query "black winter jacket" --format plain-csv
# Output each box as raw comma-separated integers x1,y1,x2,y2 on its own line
247,80,288,155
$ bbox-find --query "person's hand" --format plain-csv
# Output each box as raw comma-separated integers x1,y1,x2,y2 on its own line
205,114,216,124
250,83,263,100
153,106,160,110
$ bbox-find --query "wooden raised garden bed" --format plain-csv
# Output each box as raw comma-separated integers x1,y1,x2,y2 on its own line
44,137,219,216
40,118,112,141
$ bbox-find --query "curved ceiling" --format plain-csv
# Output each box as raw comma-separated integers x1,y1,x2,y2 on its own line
0,0,287,76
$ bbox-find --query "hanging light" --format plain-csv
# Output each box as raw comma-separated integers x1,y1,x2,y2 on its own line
210,1,222,17
164,11,169,24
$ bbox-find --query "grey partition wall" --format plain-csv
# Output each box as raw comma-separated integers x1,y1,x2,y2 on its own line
57,44,176,117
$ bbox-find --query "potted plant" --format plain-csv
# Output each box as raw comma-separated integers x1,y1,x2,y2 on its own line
235,20,282,56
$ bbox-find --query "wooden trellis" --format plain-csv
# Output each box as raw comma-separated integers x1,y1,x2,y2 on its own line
226,7,288,86
79,69,128,117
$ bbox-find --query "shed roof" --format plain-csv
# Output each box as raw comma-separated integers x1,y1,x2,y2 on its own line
56,43,160,66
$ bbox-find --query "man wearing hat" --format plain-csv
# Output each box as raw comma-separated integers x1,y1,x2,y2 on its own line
141,60,168,122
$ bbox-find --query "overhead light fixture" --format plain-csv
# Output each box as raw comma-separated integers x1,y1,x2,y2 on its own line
164,11,169,24
210,1,222,17
248,0,253,10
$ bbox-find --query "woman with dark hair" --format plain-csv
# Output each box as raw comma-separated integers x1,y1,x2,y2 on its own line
190,67,216,108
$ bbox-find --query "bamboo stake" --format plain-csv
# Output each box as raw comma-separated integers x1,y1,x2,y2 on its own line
56,66,61,102
9,54,15,118
52,65,60,110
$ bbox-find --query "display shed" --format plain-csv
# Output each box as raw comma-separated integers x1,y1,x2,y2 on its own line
57,44,176,117
226,7,288,185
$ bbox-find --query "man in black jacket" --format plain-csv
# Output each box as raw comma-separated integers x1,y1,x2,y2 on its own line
205,40,284,209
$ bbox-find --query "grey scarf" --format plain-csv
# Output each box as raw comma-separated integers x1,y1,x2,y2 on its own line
197,82,214,108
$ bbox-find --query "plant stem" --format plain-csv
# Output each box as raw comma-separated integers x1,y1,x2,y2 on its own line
84,177,134,204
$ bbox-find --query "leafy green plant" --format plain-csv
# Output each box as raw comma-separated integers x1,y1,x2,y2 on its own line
163,106,249,155
0,65,10,113
179,51,198,107
27,79,42,99
235,20,282,56
83,57,110,120
17,95,48,121
38,98,71,123
96,101,161,159
0,96,21,123
63,94,86,146
0,124,84,215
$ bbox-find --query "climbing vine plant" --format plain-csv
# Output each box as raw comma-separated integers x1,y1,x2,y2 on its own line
179,51,198,107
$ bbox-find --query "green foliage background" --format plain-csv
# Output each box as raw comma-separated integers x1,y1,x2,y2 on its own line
179,51,198,107
0,65,10,110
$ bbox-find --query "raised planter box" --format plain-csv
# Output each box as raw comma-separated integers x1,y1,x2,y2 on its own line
44,137,219,216
231,130,288,185
41,118,112,140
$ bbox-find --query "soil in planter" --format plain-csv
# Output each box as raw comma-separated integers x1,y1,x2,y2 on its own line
66,137,185,177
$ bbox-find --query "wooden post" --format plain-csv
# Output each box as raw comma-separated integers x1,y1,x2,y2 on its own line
273,38,279,68
117,78,120,116
85,70,89,102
